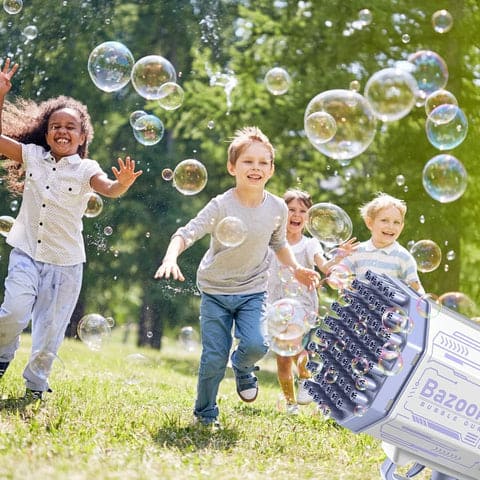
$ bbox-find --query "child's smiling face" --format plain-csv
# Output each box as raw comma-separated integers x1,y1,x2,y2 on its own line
286,198,309,235
366,205,404,248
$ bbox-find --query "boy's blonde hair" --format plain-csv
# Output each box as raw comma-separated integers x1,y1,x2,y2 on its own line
227,126,275,166
359,192,407,221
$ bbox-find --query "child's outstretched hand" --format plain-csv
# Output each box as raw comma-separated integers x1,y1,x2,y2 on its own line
112,156,143,188
335,237,359,258
294,266,321,290
154,259,185,282
0,58,19,96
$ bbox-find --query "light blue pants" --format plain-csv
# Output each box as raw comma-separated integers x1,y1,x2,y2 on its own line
0,248,82,391
194,292,269,422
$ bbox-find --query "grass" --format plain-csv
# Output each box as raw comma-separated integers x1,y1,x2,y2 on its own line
0,331,432,480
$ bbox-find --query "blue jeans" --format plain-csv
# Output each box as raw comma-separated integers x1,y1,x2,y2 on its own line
194,292,269,422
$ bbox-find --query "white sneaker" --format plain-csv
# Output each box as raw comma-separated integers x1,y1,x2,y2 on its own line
297,379,313,405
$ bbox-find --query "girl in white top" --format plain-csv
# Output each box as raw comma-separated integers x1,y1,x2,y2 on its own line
267,189,358,414
0,58,142,399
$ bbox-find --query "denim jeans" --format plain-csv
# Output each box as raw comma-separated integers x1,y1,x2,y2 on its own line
0,248,82,391
194,292,269,422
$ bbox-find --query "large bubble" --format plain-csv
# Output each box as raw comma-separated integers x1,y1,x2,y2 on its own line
132,114,164,146
215,216,248,248
88,41,134,93
0,215,15,237
438,291,476,318
264,67,291,95
157,82,185,111
306,202,353,247
408,50,448,96
364,67,417,121
304,89,377,160
410,239,442,273
77,313,111,351
172,159,208,195
3,0,22,14
422,154,467,203
131,55,177,100
425,105,468,150
178,326,200,352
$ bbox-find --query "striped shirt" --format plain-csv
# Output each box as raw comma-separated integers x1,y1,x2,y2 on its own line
340,239,420,286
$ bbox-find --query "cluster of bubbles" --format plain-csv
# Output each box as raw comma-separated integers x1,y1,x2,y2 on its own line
129,110,164,146
0,215,15,237
265,297,317,356
306,202,353,248
77,313,114,351
87,41,184,146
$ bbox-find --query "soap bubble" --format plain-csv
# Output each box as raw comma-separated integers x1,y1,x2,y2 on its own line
306,202,353,247
425,89,458,118
0,215,15,237
84,193,103,218
131,55,176,100
325,264,354,290
358,8,372,26
132,114,164,146
129,110,147,128
304,89,376,160
215,216,248,248
408,50,448,96
268,329,305,356
323,366,338,384
29,350,60,381
381,307,412,334
103,226,113,236
178,326,200,352
378,353,404,377
351,356,370,376
88,41,134,93
3,0,22,14
438,291,476,318
349,80,361,92
157,82,184,111
264,67,291,95
410,239,442,273
172,159,208,195
432,9,453,34
304,111,337,145
425,105,468,150
364,67,417,121
77,313,111,351
22,25,38,40
265,298,309,338
396,174,405,186
422,154,467,203
161,168,174,181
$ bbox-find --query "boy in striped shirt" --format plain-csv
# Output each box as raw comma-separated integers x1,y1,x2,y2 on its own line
340,192,424,293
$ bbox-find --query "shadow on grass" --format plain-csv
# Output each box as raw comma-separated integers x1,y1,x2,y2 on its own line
153,414,240,451
0,395,43,416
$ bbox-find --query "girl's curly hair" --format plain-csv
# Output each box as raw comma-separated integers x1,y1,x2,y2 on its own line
1,95,94,195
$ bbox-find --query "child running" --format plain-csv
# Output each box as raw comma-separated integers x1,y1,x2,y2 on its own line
0,58,142,400
154,127,320,430
267,188,357,414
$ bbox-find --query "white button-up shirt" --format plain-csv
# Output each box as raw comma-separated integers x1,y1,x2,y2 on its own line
7,143,103,266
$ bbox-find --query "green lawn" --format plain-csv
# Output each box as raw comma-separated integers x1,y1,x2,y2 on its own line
0,331,432,479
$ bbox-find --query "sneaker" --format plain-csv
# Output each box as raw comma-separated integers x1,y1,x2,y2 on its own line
192,416,222,432
286,403,299,415
232,364,259,403
0,361,9,379
297,379,314,405
24,387,52,401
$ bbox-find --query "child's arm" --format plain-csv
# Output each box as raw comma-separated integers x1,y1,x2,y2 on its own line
409,280,425,294
90,156,143,198
315,237,359,274
0,58,22,163
154,235,186,281
275,245,320,289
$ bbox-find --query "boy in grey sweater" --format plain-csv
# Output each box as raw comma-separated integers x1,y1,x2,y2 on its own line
155,126,319,429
